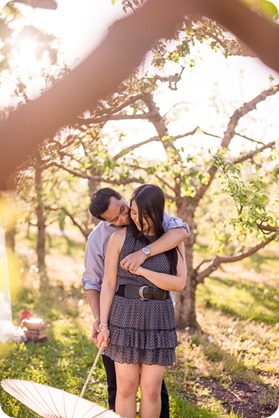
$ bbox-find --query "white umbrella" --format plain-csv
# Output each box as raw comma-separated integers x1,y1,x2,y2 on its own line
0,405,13,417
1,347,124,418
1,379,122,417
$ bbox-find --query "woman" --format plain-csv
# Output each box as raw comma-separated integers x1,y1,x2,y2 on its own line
97,184,187,418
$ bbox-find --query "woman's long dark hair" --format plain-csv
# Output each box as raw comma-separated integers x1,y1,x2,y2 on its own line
129,184,178,274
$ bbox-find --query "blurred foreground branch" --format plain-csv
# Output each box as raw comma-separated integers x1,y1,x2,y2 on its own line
1,0,279,189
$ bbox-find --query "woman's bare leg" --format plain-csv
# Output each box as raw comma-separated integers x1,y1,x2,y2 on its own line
139,364,165,418
115,362,140,418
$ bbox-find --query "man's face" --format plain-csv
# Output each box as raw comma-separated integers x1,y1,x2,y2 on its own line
101,197,130,227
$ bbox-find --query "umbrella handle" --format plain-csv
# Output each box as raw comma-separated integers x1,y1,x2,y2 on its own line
79,346,103,398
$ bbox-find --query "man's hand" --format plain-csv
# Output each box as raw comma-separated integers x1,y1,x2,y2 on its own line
120,249,146,271
91,318,100,343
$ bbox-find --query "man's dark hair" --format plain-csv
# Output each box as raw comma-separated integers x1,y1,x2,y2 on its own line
90,187,122,220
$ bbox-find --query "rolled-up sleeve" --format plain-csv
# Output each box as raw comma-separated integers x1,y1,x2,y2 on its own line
82,231,104,292
82,222,116,292
162,211,190,235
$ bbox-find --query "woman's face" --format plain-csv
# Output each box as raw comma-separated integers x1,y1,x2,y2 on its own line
130,200,154,235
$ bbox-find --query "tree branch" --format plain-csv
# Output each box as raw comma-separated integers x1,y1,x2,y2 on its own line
115,127,207,162
221,85,279,148
78,111,156,124
113,136,160,160
256,221,279,233
234,132,265,145
50,163,89,179
233,141,276,164
192,164,218,205
196,232,278,283
128,163,177,193
193,86,279,205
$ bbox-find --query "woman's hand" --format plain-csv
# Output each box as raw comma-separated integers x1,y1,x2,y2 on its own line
128,265,145,276
97,327,110,349
120,249,146,271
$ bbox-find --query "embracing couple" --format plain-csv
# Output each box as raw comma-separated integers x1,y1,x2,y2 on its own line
82,184,189,418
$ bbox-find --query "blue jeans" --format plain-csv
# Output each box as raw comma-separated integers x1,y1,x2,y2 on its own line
102,354,170,418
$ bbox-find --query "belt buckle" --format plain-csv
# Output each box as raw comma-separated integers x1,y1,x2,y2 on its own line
139,285,149,301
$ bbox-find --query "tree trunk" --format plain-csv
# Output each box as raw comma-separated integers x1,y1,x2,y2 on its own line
175,196,199,329
88,178,101,229
35,160,47,286
175,247,199,330
36,203,46,280
5,227,15,251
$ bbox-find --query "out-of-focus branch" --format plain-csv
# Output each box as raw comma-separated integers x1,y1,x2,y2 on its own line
3,0,57,9
233,141,276,164
196,232,277,283
1,0,279,189
256,222,279,233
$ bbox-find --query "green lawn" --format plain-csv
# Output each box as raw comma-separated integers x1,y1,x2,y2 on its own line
0,244,278,417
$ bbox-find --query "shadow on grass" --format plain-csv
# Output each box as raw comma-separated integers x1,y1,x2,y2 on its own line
248,252,279,272
170,390,219,418
174,330,279,418
201,276,279,325
166,364,221,418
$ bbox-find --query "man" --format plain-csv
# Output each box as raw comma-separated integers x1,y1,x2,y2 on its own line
82,187,189,418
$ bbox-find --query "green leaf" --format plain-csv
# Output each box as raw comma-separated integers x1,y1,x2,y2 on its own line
257,0,279,18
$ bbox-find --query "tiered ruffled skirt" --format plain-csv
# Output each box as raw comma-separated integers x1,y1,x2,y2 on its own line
103,295,177,365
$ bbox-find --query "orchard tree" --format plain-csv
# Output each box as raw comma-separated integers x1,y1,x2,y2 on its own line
31,69,279,328
0,1,60,282
128,87,279,329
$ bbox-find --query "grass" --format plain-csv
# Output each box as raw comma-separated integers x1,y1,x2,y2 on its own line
199,276,279,325
0,238,278,417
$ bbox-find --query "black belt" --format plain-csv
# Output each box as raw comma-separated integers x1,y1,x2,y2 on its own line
116,284,169,301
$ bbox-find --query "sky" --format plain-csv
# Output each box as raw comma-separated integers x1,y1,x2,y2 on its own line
0,0,125,104
19,0,126,65
18,0,279,67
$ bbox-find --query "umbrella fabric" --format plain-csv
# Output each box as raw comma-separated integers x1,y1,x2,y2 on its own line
1,379,123,418
0,405,14,417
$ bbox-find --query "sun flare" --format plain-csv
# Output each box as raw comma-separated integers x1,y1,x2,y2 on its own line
11,39,48,76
